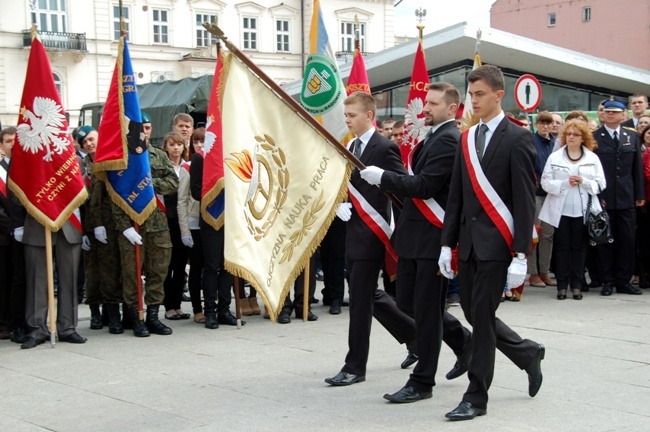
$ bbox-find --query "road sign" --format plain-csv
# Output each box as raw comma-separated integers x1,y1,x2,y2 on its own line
514,74,542,112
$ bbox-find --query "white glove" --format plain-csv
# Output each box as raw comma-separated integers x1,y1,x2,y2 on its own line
13,227,24,243
94,226,108,244
506,256,528,288
438,246,454,279
81,236,92,251
360,166,385,186
122,227,142,245
336,203,352,222
181,235,194,248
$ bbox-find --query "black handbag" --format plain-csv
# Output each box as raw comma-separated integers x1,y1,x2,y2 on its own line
585,194,613,246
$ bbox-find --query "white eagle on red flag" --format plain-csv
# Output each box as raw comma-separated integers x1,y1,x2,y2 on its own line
16,96,70,162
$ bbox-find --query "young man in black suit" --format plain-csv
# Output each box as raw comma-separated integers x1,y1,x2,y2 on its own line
439,65,545,420
324,92,416,386
361,83,472,403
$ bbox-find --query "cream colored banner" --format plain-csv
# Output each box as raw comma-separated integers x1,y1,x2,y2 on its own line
222,54,352,321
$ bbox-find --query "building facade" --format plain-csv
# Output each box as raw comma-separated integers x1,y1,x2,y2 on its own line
0,0,395,127
490,0,650,71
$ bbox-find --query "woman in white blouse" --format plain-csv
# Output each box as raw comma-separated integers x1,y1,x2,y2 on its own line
539,120,606,300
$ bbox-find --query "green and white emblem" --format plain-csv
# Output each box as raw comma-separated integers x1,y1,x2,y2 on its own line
300,54,343,115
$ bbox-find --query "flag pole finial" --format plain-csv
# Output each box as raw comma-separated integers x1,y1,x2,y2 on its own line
477,29,482,41
415,7,426,40
30,24,38,41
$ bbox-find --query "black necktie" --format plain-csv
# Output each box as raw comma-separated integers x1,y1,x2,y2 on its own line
613,131,619,146
476,124,489,161
353,138,362,158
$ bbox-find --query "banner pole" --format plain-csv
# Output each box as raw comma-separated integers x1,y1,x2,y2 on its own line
134,223,144,320
203,23,402,210
234,276,242,329
45,227,56,347
302,263,309,322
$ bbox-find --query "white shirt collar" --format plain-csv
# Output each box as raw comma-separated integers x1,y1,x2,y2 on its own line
604,124,620,138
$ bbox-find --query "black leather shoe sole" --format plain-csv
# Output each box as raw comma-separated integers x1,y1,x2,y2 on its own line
383,389,432,403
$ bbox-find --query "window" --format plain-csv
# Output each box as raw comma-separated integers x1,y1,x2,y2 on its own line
196,13,217,47
242,17,257,50
548,13,556,27
152,9,169,44
31,0,67,33
276,19,290,52
341,21,365,52
52,72,62,97
582,7,591,22
112,5,130,41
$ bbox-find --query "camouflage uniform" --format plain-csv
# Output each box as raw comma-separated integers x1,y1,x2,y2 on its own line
114,145,178,306
81,155,102,307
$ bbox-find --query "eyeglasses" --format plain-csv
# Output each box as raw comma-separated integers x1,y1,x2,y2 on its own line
565,132,582,137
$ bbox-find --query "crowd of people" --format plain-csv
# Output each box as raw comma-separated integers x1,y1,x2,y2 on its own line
0,65,648,421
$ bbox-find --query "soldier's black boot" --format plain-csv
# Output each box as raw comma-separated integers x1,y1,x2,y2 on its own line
89,304,103,330
145,305,173,335
107,304,123,335
127,304,150,337
101,304,110,326
204,312,219,330
121,303,133,329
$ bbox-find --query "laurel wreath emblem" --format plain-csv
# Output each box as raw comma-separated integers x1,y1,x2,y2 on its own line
245,134,289,240
279,191,325,264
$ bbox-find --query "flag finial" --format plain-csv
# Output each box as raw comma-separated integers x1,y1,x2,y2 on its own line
30,24,38,41
415,7,426,40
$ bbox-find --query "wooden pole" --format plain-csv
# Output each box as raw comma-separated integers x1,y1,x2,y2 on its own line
203,23,402,210
302,263,309,322
234,276,242,329
45,227,56,347
134,223,144,320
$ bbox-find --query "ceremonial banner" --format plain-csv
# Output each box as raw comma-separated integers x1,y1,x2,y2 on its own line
460,31,482,130
94,37,156,225
221,53,352,321
200,51,225,229
346,45,370,96
401,39,430,164
9,37,87,231
300,0,350,144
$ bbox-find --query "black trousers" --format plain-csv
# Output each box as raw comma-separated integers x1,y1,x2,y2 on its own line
554,216,586,290
458,250,539,409
164,218,189,311
319,218,346,304
10,239,27,331
396,257,472,392
342,258,415,376
594,208,636,286
201,224,232,314
188,229,204,314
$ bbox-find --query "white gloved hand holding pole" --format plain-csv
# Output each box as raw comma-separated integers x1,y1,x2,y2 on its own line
94,226,107,244
506,256,528,288
122,227,142,245
336,203,352,222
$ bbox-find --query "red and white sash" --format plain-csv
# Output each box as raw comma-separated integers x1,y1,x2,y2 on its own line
462,125,515,248
407,141,445,229
0,163,7,198
347,183,397,261
69,208,82,233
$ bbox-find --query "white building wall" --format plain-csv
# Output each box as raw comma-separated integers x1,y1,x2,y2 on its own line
0,0,394,127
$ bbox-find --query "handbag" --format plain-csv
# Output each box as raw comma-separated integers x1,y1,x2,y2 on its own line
585,194,613,246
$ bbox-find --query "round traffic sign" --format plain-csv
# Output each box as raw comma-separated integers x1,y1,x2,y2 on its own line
514,74,542,112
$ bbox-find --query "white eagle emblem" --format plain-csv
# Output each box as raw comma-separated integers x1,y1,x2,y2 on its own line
403,97,429,149
203,116,217,155
16,97,69,162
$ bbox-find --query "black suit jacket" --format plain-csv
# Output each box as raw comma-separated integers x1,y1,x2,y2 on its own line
380,121,459,259
592,126,644,210
346,130,406,260
441,117,536,262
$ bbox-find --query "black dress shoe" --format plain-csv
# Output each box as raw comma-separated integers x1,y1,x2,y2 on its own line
601,283,613,296
182,293,191,302
588,280,602,288
296,310,318,321
218,311,244,326
59,332,87,344
309,296,319,304
446,348,471,380
11,327,28,344
383,385,432,403
525,344,545,397
617,283,643,295
329,300,341,315
324,371,365,386
445,401,486,421
341,300,349,307
21,336,45,350
277,310,291,324
401,340,418,369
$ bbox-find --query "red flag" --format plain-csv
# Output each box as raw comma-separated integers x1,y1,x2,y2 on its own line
401,41,430,164
9,37,87,231
346,49,370,96
200,51,225,230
